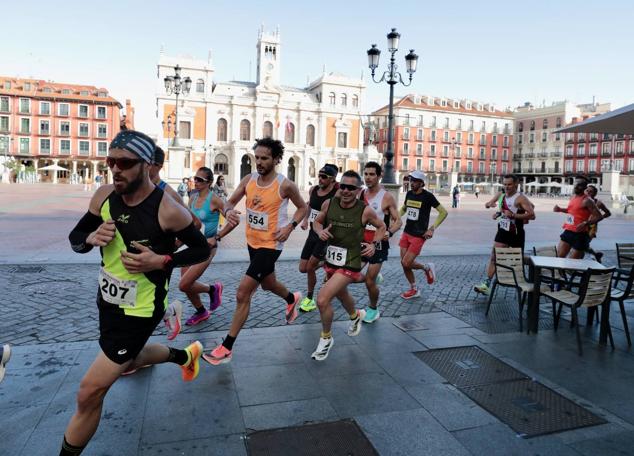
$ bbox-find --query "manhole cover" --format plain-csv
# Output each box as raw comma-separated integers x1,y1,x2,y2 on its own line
9,266,45,274
415,346,526,387
23,280,80,294
246,420,378,456
462,379,606,438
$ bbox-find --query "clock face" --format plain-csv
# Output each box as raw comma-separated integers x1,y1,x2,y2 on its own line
267,63,274,71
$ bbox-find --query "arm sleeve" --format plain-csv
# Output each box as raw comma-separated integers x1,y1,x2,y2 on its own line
433,204,448,229
68,211,103,253
171,222,211,267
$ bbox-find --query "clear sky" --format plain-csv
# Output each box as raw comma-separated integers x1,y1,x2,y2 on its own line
3,0,632,135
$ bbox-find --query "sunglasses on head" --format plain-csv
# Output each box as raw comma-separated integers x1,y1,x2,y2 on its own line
339,183,359,191
193,176,209,183
106,157,143,170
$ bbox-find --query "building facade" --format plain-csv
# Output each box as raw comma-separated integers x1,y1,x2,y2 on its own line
366,95,514,190
155,27,367,189
0,77,122,183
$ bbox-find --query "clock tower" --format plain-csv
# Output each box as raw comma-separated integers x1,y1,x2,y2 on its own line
256,26,281,87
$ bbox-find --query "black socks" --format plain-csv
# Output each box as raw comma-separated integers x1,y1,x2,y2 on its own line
167,347,189,365
285,292,295,304
60,436,85,455
222,335,236,350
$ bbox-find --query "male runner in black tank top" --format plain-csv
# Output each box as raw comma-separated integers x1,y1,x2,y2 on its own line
60,131,211,455
298,164,339,312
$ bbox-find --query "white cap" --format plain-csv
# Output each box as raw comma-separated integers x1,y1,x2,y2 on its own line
408,170,426,181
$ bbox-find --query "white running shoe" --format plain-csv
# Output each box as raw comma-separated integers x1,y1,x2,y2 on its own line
347,309,366,336
164,300,183,341
311,337,334,361
375,273,384,286
0,344,11,383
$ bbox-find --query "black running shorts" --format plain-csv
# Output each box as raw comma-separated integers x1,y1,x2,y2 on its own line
246,246,282,282
300,231,327,261
362,239,389,264
494,228,525,250
560,230,591,252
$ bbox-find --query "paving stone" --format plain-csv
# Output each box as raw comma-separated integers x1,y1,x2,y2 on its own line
242,398,339,431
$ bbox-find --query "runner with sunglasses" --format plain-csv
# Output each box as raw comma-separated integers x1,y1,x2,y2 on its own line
61,130,210,455
204,138,308,365
180,167,237,326
298,164,339,312
310,170,386,360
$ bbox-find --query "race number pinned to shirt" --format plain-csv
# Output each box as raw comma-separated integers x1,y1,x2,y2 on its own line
326,245,347,266
498,217,511,231
309,208,319,223
565,214,574,225
406,207,420,220
98,268,137,307
247,209,268,230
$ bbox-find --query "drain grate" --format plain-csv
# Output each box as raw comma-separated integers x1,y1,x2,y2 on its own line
9,265,45,274
414,346,527,387
246,419,378,456
462,379,607,437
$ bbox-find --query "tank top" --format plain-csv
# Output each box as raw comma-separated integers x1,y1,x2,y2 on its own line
99,187,175,318
308,184,339,231
362,188,390,242
497,192,524,234
324,197,365,271
191,190,219,238
245,173,288,250
563,195,591,232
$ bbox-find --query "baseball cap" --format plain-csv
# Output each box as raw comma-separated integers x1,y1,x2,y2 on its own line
320,164,338,177
408,170,426,181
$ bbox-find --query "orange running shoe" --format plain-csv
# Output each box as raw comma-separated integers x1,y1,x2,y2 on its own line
181,341,203,382
285,292,301,324
203,344,233,366
400,288,420,300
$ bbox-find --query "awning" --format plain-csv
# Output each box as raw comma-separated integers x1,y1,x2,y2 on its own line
38,164,69,172
556,103,634,134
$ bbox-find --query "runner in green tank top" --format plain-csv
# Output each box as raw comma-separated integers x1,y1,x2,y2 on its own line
311,170,386,361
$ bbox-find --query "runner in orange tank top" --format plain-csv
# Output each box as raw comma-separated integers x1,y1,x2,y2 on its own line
203,138,308,366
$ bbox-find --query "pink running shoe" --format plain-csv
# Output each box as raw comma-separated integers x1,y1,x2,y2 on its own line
164,300,183,341
185,309,210,326
285,292,301,324
400,288,420,300
424,263,436,285
203,344,233,366
209,281,223,312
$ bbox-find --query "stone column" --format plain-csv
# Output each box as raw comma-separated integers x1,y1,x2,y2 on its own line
92,161,99,184
52,159,58,184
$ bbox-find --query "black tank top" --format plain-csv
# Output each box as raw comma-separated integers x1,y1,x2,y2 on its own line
308,184,339,231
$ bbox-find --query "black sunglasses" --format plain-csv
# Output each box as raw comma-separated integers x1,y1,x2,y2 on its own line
318,174,331,179
106,157,143,170
193,176,209,183
339,183,359,191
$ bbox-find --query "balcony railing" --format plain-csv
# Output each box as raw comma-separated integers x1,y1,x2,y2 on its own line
525,153,535,158
539,152,548,158
40,148,51,155
551,152,562,158
601,151,611,156
60,130,70,136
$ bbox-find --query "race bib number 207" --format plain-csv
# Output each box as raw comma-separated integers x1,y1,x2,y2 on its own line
98,268,137,307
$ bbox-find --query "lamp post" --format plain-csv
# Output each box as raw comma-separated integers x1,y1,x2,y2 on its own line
367,28,419,184
163,65,192,147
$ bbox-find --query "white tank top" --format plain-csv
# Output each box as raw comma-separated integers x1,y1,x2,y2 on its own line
503,192,521,214
364,188,386,231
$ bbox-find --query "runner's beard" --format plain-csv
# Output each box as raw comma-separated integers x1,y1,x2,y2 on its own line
114,167,144,195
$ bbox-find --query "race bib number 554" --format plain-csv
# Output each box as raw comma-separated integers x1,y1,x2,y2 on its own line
98,268,137,307
247,209,268,230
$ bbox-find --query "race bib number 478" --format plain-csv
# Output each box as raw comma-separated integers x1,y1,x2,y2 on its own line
247,209,268,230
98,268,137,307
406,207,420,220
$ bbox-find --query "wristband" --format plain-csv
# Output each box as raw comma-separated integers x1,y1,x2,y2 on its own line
388,231,394,238
291,220,298,228
163,254,173,268
215,235,222,242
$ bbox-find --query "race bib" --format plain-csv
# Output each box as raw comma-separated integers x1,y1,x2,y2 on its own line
498,218,511,231
309,209,319,223
98,268,137,307
247,209,268,230
565,214,574,225
406,207,420,220
326,245,347,266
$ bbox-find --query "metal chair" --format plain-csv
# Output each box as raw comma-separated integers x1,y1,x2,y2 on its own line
611,264,634,346
616,243,634,278
542,268,615,355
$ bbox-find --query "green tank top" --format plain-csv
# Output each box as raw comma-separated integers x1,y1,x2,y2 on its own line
324,197,365,271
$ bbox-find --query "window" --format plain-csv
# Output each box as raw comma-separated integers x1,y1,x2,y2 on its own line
337,132,347,148
565,161,573,172
429,159,435,171
530,120,535,130
492,135,497,146
285,122,295,143
443,145,449,156
97,142,108,157
62,89,71,94
602,142,611,154
430,130,436,141
542,132,547,142
502,149,508,160
430,144,436,156
19,98,30,114
403,143,409,155
352,95,359,108
78,105,89,118
416,128,423,140
578,144,585,156
443,131,449,142
454,160,460,172
480,133,486,145
479,148,485,159
616,141,624,153
416,158,422,170
60,121,70,136
478,162,485,173
0,96,9,112
556,117,562,128
80,90,89,96
79,140,90,155
543,119,548,129
329,92,336,106
402,158,409,169
417,115,423,126
590,143,597,156
431,116,437,127
456,132,462,142
217,118,227,141
58,103,70,116
576,160,585,172
309,158,316,178
467,161,473,173
96,106,107,119
306,124,315,146
444,117,449,128
240,119,251,141
340,94,347,106
40,101,50,116
491,148,497,160
3,81,11,90
467,133,474,144
19,138,30,154
40,138,51,154
455,146,461,157
20,118,30,134
442,160,448,172
60,139,71,154
0,116,8,133
42,87,52,93
403,127,409,140
40,120,49,135
179,121,191,139
196,79,205,93
503,136,509,147
529,133,534,143
416,144,422,155
0,137,8,153
262,120,273,138
468,147,473,158
79,123,89,137
502,163,508,174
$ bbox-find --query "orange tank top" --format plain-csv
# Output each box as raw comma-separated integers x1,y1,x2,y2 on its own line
563,195,591,232
245,173,288,250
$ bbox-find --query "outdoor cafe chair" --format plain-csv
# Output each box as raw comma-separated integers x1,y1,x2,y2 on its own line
541,268,615,355
616,243,634,279
611,264,634,346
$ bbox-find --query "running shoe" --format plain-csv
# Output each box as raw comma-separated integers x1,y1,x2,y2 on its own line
164,300,183,341
209,281,223,312
347,309,366,336
473,282,490,296
375,273,384,286
363,307,380,323
185,309,210,326
121,364,151,376
400,288,420,300
0,344,11,383
285,292,301,324
181,341,203,382
424,263,436,285
299,297,317,312
311,337,334,361
202,343,232,366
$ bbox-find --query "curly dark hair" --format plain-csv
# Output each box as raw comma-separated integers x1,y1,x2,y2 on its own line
253,137,285,160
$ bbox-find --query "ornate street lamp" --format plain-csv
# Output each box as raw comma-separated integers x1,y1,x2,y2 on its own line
163,65,191,147
367,28,419,183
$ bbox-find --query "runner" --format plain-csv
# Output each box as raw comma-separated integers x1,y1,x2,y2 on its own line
180,166,236,326
310,170,386,360
203,138,308,365
59,130,210,455
474,174,535,295
554,176,602,259
360,161,402,322
584,184,611,262
399,170,448,299
298,164,339,312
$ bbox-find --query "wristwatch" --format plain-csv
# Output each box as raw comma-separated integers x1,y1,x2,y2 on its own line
291,220,299,228
215,235,222,242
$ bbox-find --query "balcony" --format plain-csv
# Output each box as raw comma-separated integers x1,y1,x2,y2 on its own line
566,138,575,144
40,148,51,155
550,151,562,158
615,150,625,157
19,128,31,135
0,126,8,134
402,135,410,140
479,140,487,146
428,151,436,157
576,153,585,158
588,152,598,157
467,139,474,145
601,151,611,157
525,152,535,158
60,130,70,136
40,129,50,136
539,152,548,158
